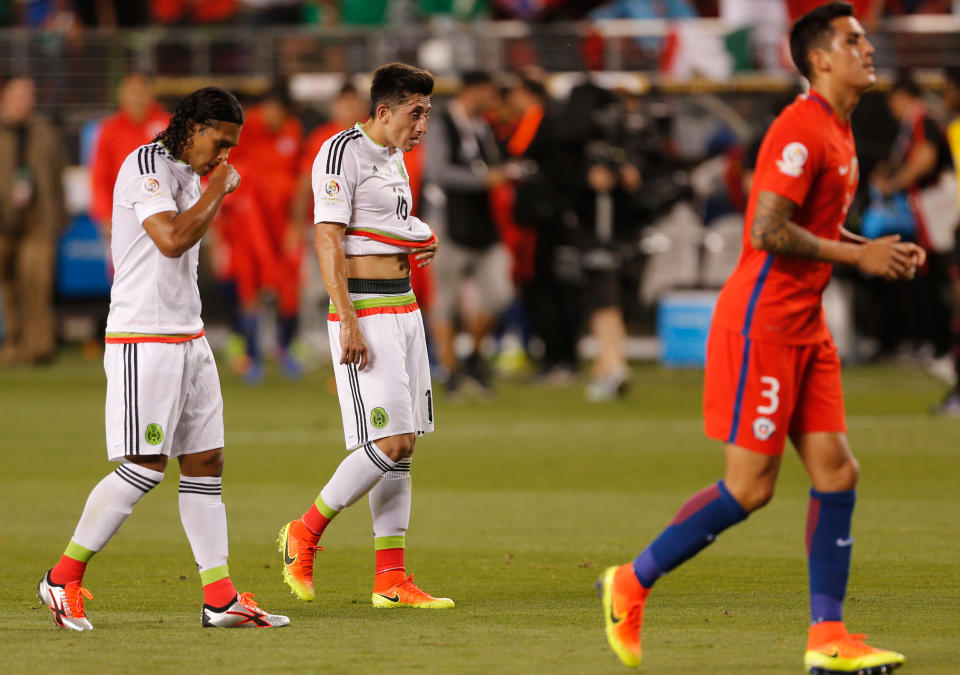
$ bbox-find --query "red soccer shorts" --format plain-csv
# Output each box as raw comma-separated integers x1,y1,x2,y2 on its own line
703,328,846,455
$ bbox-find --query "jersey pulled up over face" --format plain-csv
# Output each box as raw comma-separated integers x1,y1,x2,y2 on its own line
106,142,204,336
713,91,858,343
312,123,436,255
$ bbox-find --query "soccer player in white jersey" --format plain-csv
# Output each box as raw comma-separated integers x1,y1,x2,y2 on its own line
36,87,289,630
277,63,453,609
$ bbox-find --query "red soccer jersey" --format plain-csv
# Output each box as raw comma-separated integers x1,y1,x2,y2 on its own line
712,90,859,344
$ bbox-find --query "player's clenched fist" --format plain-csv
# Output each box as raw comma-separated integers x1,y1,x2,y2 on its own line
856,234,922,281
209,161,241,194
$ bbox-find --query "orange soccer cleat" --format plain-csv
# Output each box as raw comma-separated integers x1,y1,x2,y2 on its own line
371,574,454,609
277,520,321,601
598,564,649,668
805,621,905,674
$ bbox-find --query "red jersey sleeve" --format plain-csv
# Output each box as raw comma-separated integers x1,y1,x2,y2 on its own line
752,112,824,209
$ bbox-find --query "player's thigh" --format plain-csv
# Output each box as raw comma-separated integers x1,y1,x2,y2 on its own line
328,312,417,450
703,329,803,456
473,243,514,316
404,309,435,439
170,337,225,458
431,240,470,323
788,339,846,437
104,341,188,460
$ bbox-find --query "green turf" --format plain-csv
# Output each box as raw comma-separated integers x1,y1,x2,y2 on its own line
2,350,958,673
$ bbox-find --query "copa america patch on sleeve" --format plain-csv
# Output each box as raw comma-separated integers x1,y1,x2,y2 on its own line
775,142,808,178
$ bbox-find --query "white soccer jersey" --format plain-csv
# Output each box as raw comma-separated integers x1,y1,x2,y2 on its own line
312,123,436,255
106,142,204,336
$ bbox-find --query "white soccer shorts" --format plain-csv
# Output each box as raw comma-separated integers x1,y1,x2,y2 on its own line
104,337,225,460
328,291,434,450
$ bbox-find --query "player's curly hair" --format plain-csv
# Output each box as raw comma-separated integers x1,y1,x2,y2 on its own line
789,2,854,81
369,63,434,116
153,86,244,158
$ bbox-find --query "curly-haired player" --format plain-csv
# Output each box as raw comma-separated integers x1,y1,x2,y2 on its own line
37,87,289,630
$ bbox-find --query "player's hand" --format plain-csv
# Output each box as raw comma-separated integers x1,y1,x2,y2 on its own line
339,317,370,370
414,239,439,268
208,162,241,195
856,234,917,281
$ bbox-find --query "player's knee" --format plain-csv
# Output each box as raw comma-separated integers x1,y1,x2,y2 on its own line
743,483,776,512
835,455,860,490
374,434,415,462
124,454,168,474
179,448,224,477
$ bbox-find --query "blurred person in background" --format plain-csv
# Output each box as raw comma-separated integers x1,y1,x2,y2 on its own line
868,72,954,361
560,79,644,401
931,66,960,415
505,75,581,383
90,73,169,241
216,81,304,382
292,82,368,347
0,76,67,366
425,71,512,398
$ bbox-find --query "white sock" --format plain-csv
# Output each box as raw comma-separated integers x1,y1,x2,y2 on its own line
320,442,396,512
178,475,228,575
72,463,164,552
370,458,412,538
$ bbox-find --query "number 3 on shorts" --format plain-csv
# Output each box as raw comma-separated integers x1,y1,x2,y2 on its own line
757,376,780,415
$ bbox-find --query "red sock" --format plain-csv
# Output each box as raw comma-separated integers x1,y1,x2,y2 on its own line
50,555,87,586
373,549,406,592
203,577,238,607
300,504,331,540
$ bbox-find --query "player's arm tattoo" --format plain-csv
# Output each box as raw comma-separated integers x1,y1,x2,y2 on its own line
750,191,820,259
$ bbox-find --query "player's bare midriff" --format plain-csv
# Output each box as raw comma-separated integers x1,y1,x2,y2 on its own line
346,253,411,279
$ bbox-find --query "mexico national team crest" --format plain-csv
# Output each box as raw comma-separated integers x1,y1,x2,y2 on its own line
776,142,808,178
752,416,776,441
145,423,164,446
144,177,160,193
370,407,389,429
325,179,341,196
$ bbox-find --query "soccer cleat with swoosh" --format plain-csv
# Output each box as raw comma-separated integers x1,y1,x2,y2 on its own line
805,621,904,674
371,574,455,609
277,520,321,601
37,571,94,631
202,592,290,628
598,564,649,668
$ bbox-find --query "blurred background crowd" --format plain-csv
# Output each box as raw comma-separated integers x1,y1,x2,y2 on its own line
3,0,960,413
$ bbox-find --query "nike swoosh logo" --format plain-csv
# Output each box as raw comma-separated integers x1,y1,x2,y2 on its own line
835,537,854,547
817,648,841,658
377,593,400,603
283,539,297,566
609,601,623,626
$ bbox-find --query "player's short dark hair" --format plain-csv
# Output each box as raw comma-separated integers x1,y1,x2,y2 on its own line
789,2,854,81
890,70,922,98
154,86,244,157
369,63,434,116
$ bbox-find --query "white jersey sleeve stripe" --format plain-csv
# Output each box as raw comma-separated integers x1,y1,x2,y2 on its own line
327,130,360,175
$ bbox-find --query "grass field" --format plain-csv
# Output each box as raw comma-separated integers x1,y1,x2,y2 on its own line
2,350,958,673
